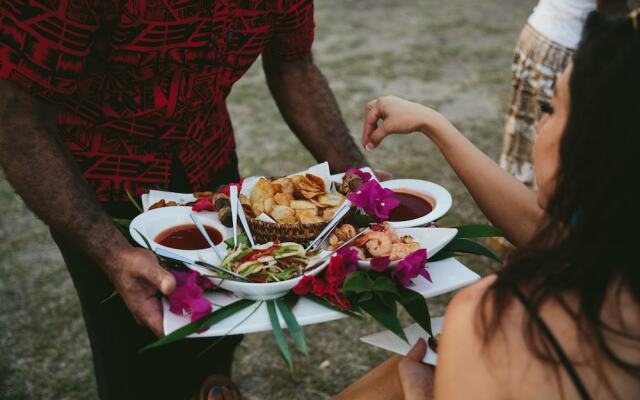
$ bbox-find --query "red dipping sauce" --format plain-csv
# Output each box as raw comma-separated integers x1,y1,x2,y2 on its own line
155,224,222,250
388,190,434,222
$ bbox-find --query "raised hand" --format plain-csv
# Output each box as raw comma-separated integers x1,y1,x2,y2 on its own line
362,96,448,150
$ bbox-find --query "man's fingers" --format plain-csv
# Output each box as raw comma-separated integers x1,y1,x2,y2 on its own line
406,338,428,361
137,297,165,337
362,99,383,149
137,260,176,296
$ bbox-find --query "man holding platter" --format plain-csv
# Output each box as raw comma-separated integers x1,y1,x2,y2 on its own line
0,1,370,399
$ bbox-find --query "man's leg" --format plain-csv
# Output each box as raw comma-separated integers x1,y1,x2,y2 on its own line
51,230,242,400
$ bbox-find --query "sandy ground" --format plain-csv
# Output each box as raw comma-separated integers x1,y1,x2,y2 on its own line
1,1,535,398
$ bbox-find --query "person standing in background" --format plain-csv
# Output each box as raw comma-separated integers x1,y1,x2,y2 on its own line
499,0,629,188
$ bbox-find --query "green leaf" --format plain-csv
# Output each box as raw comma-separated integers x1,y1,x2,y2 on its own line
126,187,144,213
359,297,407,342
196,301,263,357
224,234,249,249
397,286,432,336
350,213,376,227
276,299,308,356
140,299,255,352
304,295,362,318
267,300,293,371
372,277,399,296
441,238,501,262
375,291,397,308
113,218,131,229
453,224,504,238
133,228,153,251
428,250,459,262
100,290,119,304
342,271,369,295
359,292,374,302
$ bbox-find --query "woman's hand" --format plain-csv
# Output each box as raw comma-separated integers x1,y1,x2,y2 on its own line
362,96,449,150
398,339,435,400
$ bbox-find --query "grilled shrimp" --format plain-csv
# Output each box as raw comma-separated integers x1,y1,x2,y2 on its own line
365,231,392,257
389,242,420,260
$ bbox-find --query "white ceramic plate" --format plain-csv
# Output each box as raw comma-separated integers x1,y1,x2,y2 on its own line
380,179,452,228
356,227,457,268
129,206,232,259
360,317,444,366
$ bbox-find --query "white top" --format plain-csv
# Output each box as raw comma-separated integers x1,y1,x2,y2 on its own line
528,0,597,49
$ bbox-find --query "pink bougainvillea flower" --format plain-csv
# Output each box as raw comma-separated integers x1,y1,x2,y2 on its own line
191,198,215,212
168,270,212,322
391,249,430,287
218,178,245,197
346,168,372,183
370,256,391,272
347,179,400,221
293,275,315,296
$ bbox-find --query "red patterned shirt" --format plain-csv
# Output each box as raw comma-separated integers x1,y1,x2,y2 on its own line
0,0,314,202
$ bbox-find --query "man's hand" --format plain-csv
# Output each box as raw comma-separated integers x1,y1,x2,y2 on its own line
398,339,435,400
108,248,176,337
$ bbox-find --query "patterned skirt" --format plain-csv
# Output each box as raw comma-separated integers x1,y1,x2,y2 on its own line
499,23,575,188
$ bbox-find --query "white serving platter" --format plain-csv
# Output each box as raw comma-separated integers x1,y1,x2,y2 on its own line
163,257,479,337
360,317,444,366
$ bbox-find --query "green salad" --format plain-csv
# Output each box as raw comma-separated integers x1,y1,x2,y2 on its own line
220,242,318,283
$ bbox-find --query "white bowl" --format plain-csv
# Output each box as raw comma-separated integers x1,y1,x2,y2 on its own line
357,227,457,269
380,179,452,228
129,206,232,259
201,257,330,300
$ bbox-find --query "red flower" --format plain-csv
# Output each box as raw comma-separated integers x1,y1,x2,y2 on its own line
312,278,328,297
191,198,214,212
218,178,245,197
293,275,315,296
346,168,372,182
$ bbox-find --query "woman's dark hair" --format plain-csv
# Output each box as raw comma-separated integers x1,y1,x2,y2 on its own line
480,10,640,394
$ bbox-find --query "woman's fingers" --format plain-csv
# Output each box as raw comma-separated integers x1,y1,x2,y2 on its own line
362,99,383,149
406,338,428,361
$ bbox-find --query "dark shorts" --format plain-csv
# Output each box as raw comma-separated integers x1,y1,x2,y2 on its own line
52,154,243,400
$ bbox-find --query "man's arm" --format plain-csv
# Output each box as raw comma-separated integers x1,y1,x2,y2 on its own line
0,80,174,336
262,48,368,173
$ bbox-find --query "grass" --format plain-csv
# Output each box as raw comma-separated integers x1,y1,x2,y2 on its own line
1,0,535,398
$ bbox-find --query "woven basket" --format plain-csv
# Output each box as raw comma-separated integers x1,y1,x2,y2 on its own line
247,217,328,244
245,175,353,243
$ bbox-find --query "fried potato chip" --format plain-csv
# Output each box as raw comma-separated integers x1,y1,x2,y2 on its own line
298,209,324,224
239,194,251,206
272,205,296,224
299,189,321,199
322,206,341,220
251,200,266,216
272,178,294,194
274,192,292,206
306,174,326,192
264,197,274,214
317,192,345,207
250,178,275,204
290,200,317,210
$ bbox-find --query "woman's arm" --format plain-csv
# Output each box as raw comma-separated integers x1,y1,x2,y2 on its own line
362,96,545,246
